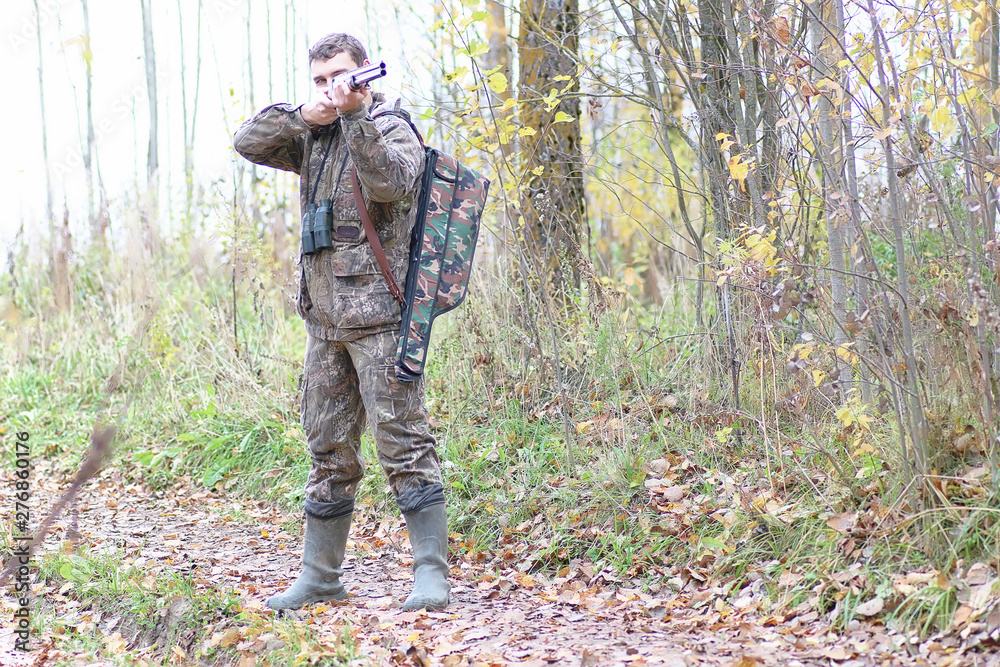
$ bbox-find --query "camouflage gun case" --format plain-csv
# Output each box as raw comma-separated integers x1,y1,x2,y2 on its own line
395,148,490,382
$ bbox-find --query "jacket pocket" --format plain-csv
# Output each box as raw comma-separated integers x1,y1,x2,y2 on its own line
330,292,401,329
327,245,406,291
308,247,405,330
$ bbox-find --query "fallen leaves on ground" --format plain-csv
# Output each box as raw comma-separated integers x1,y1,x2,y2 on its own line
3,460,1000,666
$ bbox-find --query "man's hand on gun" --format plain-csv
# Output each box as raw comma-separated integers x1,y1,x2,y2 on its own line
301,62,387,126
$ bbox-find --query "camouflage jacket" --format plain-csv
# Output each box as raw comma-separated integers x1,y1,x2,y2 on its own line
233,95,424,341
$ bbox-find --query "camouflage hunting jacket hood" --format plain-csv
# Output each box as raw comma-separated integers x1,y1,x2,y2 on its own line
233,94,425,341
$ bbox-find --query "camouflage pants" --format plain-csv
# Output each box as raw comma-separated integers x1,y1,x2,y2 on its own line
300,331,443,519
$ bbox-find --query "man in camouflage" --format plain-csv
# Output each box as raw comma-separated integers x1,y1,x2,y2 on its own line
233,33,449,612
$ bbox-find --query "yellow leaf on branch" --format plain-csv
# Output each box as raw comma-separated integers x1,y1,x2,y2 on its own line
971,18,986,42
728,155,751,187
836,344,860,365
957,88,981,107
487,72,508,94
931,105,956,139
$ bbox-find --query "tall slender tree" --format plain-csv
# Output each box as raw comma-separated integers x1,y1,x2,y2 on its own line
140,0,159,222
178,0,203,224
80,0,101,240
810,0,850,393
518,0,587,301
33,0,53,227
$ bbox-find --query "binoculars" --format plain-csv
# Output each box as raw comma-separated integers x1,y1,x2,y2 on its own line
301,199,334,255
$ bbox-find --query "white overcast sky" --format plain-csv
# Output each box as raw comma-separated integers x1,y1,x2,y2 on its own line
2,0,443,255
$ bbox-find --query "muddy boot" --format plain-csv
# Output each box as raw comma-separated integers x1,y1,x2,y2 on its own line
402,503,450,611
266,513,351,611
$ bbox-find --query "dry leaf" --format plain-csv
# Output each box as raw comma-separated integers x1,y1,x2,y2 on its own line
896,156,918,178
953,604,975,628
982,155,1000,172
660,486,686,502
855,596,884,617
821,646,852,660
826,513,856,534
220,628,242,648
967,562,993,586
772,17,790,45
104,632,127,654
646,458,671,476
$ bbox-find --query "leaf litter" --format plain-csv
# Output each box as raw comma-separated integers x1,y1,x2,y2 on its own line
2,459,1000,666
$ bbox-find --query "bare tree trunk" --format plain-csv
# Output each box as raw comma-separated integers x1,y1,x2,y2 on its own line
722,0,764,226
518,0,587,302
989,2,998,242
140,0,159,227
265,0,272,101
286,0,293,101
53,202,72,313
758,0,781,196
696,0,733,240
177,0,203,226
246,1,260,230
33,0,53,227
867,0,928,487
697,0,741,411
836,0,873,403
80,0,101,241
811,0,850,395
246,1,256,111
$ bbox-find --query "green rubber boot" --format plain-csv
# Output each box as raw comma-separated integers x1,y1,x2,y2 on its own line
266,513,351,611
402,503,451,611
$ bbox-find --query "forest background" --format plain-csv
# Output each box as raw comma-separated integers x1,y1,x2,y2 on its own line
5,0,1000,660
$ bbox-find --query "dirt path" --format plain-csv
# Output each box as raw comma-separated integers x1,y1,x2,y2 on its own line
1,470,997,666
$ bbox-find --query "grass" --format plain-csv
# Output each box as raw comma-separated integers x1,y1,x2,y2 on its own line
4,218,1000,644
34,546,365,666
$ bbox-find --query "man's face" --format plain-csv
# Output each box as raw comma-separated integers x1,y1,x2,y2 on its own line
311,52,367,96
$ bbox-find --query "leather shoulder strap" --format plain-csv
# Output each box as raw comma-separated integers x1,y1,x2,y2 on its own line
351,167,405,305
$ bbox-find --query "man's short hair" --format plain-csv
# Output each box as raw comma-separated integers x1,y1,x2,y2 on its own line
308,33,368,67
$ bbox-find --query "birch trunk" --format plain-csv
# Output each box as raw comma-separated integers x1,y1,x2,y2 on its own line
811,0,850,395
140,0,159,225
177,0,203,225
32,0,53,227
81,0,101,241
